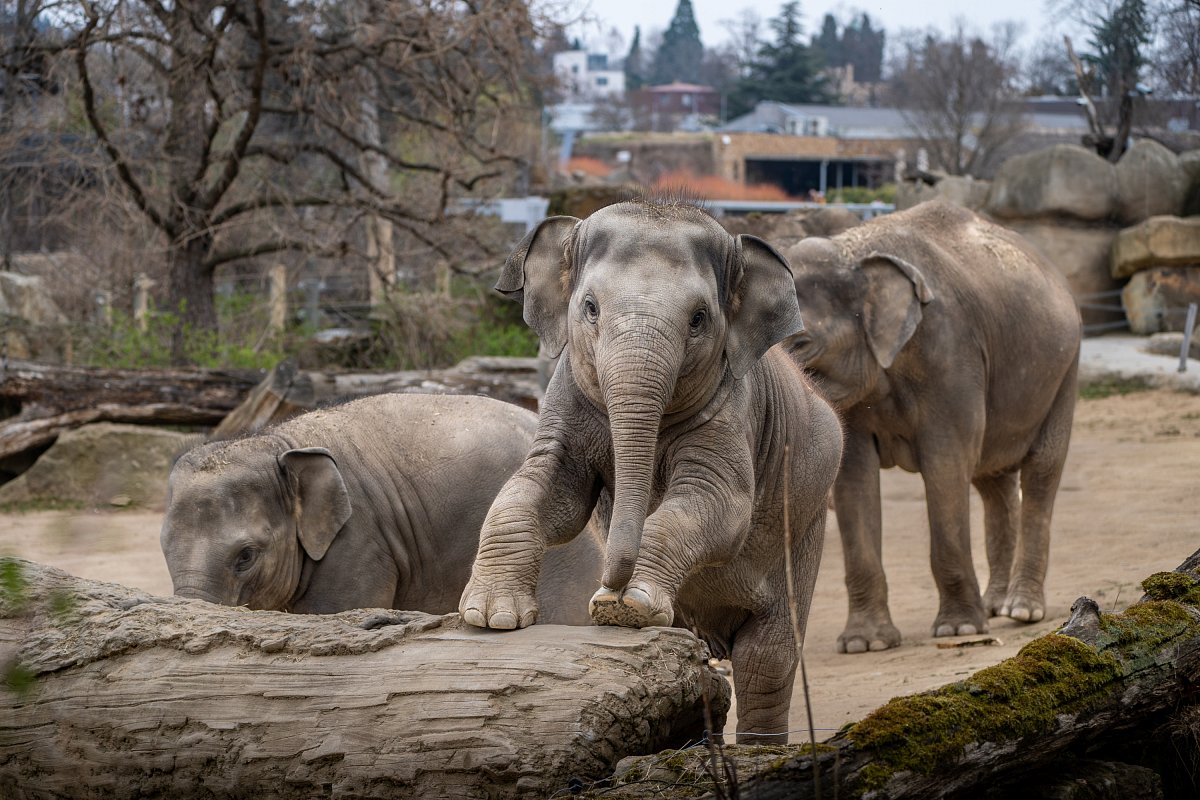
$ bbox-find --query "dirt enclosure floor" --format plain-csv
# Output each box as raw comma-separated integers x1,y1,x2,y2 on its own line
2,388,1198,745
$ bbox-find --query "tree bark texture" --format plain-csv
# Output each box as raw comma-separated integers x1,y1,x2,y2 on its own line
0,356,541,463
0,561,729,799
590,548,1200,799
0,360,259,460
212,356,543,438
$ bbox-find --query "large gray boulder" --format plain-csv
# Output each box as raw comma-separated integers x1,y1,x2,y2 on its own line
1111,216,1200,279
985,144,1118,222
897,174,990,211
0,272,67,362
1121,266,1200,334
1114,140,1186,224
0,423,194,510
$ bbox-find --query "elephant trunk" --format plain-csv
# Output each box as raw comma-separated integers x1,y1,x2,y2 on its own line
173,584,225,604
599,323,681,591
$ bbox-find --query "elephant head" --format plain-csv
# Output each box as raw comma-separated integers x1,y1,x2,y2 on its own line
498,201,802,591
160,441,352,609
786,236,934,409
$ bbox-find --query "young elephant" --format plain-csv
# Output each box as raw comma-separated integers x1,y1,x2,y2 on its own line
459,199,843,742
786,200,1081,654
160,393,602,622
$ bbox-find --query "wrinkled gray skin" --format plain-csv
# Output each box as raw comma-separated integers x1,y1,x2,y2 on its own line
459,200,843,742
161,393,601,622
786,200,1081,654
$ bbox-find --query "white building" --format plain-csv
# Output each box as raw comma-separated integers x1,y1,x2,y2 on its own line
552,50,625,101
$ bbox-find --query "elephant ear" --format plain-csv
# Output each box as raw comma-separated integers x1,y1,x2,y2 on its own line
860,252,935,369
726,234,805,379
496,215,580,358
278,447,352,561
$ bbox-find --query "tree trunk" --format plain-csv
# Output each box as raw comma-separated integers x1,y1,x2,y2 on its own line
596,548,1200,799
166,233,217,363
0,560,729,800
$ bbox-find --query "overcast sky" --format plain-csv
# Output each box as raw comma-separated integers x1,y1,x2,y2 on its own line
558,0,1085,58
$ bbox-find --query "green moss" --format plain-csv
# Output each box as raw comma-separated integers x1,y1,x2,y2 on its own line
1141,572,1200,606
844,589,1200,795
846,635,1123,792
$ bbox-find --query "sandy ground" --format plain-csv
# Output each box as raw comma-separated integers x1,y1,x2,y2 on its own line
2,388,1198,744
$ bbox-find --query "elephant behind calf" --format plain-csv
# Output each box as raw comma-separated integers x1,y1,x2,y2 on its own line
786,199,1082,653
160,393,602,621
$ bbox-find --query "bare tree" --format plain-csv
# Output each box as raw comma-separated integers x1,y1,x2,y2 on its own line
12,0,544,361
1155,0,1200,93
889,21,1028,176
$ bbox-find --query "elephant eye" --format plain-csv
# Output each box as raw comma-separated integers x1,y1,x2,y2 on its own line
689,307,707,332
233,546,258,573
582,296,599,322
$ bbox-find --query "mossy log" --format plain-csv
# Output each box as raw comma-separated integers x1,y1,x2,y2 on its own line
592,549,1200,799
0,560,729,799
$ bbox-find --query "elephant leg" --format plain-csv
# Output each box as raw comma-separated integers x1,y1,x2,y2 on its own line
461,455,597,630
731,609,798,743
590,488,753,629
973,470,1020,617
834,430,900,653
923,455,987,638
1006,367,1077,623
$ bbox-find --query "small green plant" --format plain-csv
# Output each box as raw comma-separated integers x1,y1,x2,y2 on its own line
1078,376,1154,400
827,183,897,205
0,498,86,514
0,558,29,613
71,292,291,370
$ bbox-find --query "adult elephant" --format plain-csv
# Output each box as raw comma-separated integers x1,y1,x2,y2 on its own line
786,200,1081,654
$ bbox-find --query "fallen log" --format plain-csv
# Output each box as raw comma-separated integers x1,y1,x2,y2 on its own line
0,359,260,417
0,560,729,799
0,360,260,464
213,356,543,437
592,549,1200,799
0,356,542,464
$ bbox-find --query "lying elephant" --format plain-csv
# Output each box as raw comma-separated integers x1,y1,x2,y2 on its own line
459,199,843,742
160,393,602,621
786,200,1081,653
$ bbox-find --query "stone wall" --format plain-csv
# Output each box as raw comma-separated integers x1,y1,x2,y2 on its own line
901,141,1200,330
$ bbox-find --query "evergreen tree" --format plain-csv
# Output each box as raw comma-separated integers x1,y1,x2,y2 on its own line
1082,0,1151,160
624,26,646,90
650,0,704,85
814,13,842,67
1085,0,1150,99
842,13,884,82
726,2,833,117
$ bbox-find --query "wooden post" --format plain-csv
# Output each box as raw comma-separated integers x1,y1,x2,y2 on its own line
435,259,451,297
268,265,287,335
94,290,112,326
133,274,155,331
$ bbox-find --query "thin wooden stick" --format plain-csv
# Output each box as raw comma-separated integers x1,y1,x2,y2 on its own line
783,443,821,800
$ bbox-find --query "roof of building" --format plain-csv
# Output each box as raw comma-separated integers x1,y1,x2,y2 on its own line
720,100,1090,139
644,82,718,94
